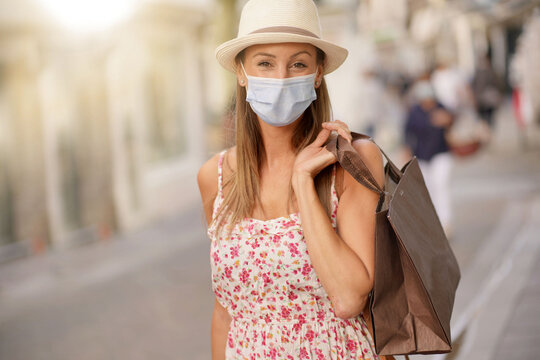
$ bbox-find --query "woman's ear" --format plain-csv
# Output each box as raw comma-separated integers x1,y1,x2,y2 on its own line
236,62,246,88
315,65,324,88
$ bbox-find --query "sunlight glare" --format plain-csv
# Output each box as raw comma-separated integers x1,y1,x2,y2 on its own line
38,0,136,33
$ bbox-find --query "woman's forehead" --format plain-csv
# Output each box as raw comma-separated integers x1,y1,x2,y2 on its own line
244,43,318,58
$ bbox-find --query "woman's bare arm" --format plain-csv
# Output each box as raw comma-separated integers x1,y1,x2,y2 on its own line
211,299,231,360
197,153,221,225
197,153,232,357
293,129,384,319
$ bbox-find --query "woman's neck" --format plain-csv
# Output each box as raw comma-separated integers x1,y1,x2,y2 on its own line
258,119,297,169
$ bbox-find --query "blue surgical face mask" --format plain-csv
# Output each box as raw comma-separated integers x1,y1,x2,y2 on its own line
241,62,318,127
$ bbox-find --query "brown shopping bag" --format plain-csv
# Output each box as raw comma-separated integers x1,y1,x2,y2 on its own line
326,133,461,356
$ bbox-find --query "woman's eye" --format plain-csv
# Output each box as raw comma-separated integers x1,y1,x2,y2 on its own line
257,61,271,67
292,62,307,68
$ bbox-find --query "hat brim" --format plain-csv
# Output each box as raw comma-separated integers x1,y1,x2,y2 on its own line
215,33,348,75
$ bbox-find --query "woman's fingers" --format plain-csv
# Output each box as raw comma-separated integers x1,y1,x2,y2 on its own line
311,127,332,147
322,121,352,143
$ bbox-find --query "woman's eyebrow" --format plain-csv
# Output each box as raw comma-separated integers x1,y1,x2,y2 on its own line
253,52,276,58
290,51,313,58
252,51,313,59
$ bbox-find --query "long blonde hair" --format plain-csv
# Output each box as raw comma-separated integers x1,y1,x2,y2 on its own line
216,48,333,234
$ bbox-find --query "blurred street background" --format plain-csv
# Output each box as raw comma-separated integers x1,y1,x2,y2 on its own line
0,0,539,359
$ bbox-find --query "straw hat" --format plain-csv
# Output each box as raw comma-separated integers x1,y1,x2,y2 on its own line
215,0,348,75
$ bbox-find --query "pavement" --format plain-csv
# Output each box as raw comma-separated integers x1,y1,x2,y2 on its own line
0,205,214,360
0,102,539,360
412,103,540,360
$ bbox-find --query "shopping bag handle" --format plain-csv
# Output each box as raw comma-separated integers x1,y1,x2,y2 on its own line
326,132,402,195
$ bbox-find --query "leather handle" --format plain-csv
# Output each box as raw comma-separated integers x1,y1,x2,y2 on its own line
326,132,401,195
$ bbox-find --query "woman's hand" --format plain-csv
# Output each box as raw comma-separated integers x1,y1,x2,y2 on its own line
292,120,352,181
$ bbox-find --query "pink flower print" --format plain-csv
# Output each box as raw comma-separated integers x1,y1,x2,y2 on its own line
346,339,358,352
288,243,300,257
283,220,295,228
269,347,278,360
288,292,298,301
299,347,309,359
293,315,305,333
301,263,311,277
288,232,295,239
250,240,260,249
228,335,234,348
280,306,291,319
272,234,281,244
239,268,250,284
317,310,325,322
262,273,273,286
212,251,220,264
305,329,316,342
248,250,255,259
233,285,240,293
230,245,240,258
224,266,232,279
314,349,325,360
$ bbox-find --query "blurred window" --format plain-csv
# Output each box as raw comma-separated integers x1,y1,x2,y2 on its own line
146,45,187,163
0,161,15,245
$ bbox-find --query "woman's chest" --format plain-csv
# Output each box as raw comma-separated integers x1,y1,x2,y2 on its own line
210,224,321,292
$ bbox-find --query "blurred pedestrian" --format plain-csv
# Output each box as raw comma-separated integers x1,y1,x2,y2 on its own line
404,80,454,237
197,0,384,359
472,55,501,128
432,61,486,157
431,62,470,115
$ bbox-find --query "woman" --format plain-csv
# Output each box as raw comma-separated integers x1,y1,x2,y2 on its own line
197,0,384,359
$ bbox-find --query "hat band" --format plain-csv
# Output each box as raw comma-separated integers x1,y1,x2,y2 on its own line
249,26,320,39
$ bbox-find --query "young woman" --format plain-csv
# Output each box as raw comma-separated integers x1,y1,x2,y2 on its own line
197,1,384,359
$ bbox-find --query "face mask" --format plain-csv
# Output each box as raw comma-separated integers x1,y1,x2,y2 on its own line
241,62,318,127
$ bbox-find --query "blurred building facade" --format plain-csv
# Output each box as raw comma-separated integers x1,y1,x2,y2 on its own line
0,0,538,259
323,0,540,151
0,0,209,255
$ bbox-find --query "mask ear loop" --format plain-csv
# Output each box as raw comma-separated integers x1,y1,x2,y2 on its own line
314,67,321,87
239,61,248,86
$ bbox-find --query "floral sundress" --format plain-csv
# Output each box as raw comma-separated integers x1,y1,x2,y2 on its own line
208,151,379,360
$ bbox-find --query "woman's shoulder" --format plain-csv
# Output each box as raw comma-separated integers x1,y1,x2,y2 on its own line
347,138,384,189
197,153,220,203
197,147,237,193
198,147,236,224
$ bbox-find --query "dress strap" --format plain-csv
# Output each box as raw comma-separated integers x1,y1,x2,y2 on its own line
217,150,226,199
212,150,227,221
